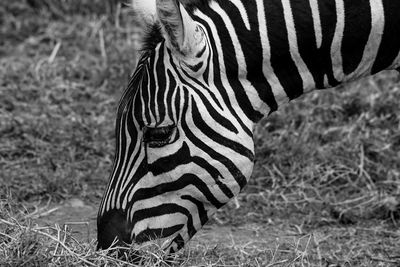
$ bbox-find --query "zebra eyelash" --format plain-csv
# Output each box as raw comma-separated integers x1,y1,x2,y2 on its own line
143,125,178,148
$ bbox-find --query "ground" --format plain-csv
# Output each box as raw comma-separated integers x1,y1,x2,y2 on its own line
1,1,400,266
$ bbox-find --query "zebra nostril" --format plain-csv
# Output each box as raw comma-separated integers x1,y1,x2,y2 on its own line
97,209,131,250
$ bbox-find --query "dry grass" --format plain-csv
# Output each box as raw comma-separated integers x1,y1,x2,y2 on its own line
0,196,170,267
1,196,305,266
1,1,400,266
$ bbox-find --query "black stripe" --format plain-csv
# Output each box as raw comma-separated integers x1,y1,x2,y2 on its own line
168,48,224,111
265,0,304,99
148,141,234,198
166,69,177,121
184,61,203,72
148,51,158,122
168,53,239,135
341,0,371,75
182,92,248,189
100,56,146,211
196,43,207,58
316,0,340,87
202,47,211,84
170,234,185,252
174,79,182,121
130,173,224,208
291,0,339,88
193,14,253,137
148,142,192,175
155,44,167,125
181,195,208,226
140,68,152,124
184,84,238,134
192,98,254,162
131,204,195,239
180,67,224,111
192,156,235,198
222,1,278,113
119,158,148,201
135,224,184,243
198,7,264,122
112,99,141,199
106,100,130,196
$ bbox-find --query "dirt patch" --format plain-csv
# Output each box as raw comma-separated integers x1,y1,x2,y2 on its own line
32,199,98,243
191,223,304,249
33,201,308,252
32,200,299,248
19,200,400,266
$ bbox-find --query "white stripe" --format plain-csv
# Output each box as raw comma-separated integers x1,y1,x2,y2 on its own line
120,123,144,207
309,0,322,49
169,59,185,123
114,116,134,210
102,101,131,213
121,150,145,209
231,0,251,30
349,0,385,78
171,83,179,123
105,187,114,212
390,52,400,69
185,98,251,195
165,49,181,123
331,0,345,81
146,66,156,124
153,48,160,120
282,0,316,92
163,51,172,123
177,16,229,115
256,0,289,106
133,213,187,236
212,3,270,114
140,69,149,125
194,4,253,130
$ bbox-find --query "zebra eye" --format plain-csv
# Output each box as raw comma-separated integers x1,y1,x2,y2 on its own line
143,125,176,148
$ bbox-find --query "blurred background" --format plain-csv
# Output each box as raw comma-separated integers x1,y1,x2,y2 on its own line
0,0,137,203
1,1,400,266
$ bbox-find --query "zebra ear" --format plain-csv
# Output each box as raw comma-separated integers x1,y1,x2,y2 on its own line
132,0,157,25
156,0,205,57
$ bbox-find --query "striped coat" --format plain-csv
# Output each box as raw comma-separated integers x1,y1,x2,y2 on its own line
97,0,400,253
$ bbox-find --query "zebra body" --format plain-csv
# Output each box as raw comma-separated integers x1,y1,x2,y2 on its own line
97,0,400,253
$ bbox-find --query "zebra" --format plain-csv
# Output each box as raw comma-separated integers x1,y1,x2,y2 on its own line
97,0,400,253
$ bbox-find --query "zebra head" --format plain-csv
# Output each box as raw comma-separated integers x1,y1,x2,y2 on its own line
97,0,257,253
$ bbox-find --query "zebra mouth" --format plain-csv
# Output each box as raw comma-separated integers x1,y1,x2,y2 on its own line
97,209,131,250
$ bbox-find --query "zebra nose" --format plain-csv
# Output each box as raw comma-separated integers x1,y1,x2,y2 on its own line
97,209,131,250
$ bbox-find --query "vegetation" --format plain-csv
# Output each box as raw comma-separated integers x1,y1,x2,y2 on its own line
1,1,400,266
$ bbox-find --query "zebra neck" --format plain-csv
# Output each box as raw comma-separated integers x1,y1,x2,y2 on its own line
256,0,400,116
195,0,400,120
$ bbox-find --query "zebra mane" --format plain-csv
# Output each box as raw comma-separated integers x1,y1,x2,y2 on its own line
140,22,164,53
182,0,213,12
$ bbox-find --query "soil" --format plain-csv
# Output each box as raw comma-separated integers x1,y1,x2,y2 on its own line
32,199,298,250
31,199,400,266
33,199,98,244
